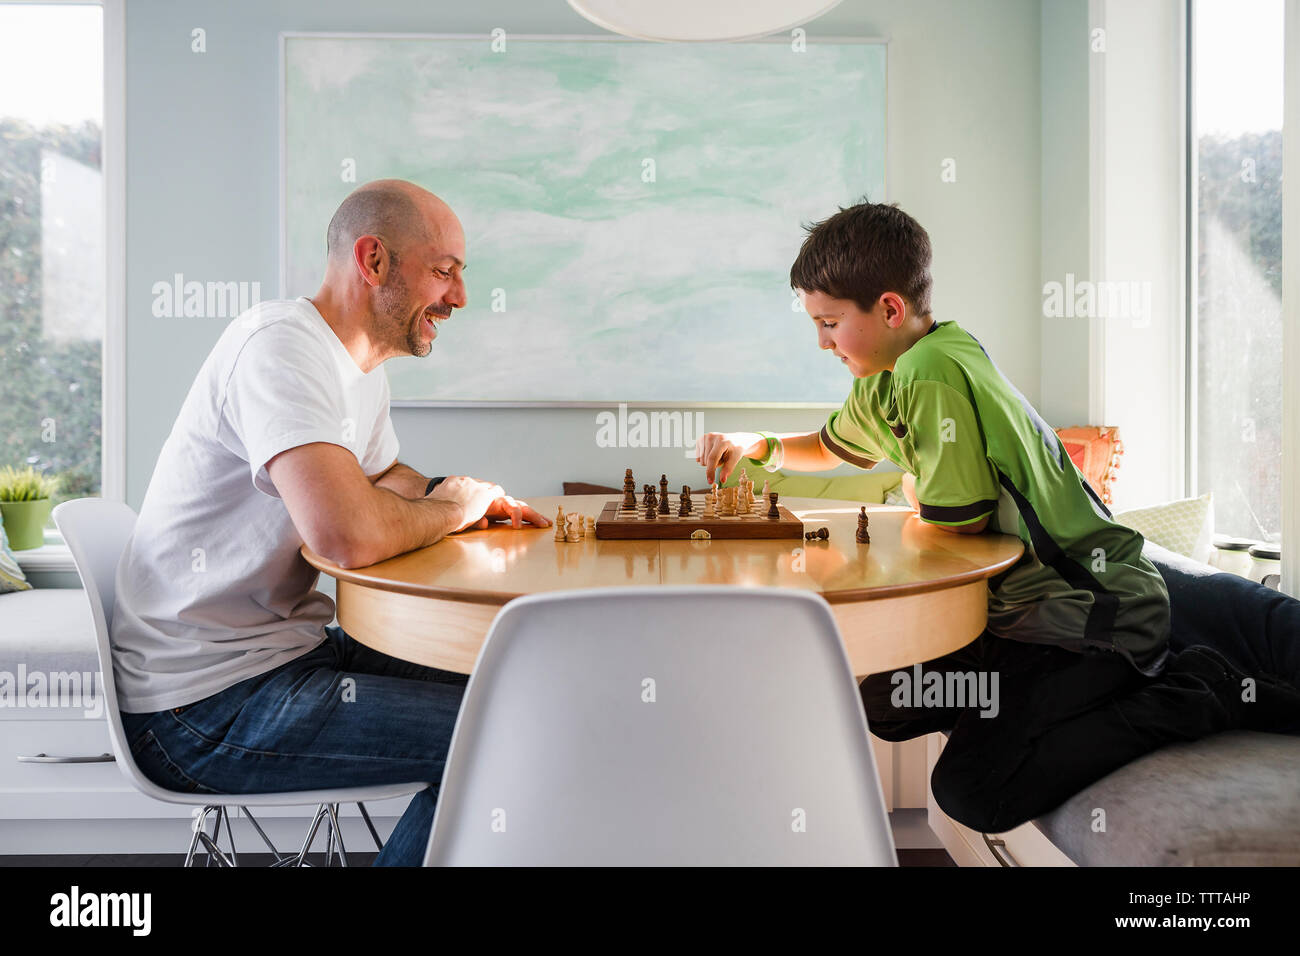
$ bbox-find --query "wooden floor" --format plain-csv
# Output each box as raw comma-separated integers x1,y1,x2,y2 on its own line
0,849,955,866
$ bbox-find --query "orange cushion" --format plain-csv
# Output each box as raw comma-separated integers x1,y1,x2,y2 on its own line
1055,426,1123,504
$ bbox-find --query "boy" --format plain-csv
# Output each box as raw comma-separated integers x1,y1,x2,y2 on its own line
695,201,1300,834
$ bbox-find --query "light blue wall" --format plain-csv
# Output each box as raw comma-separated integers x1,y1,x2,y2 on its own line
124,0,1043,503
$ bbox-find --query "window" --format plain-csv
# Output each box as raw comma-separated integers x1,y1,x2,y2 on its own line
0,2,107,531
1191,0,1284,542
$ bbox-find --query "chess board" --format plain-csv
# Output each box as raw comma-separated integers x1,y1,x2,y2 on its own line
594,497,804,540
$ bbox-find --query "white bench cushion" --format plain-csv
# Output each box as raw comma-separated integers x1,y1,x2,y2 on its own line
0,589,100,675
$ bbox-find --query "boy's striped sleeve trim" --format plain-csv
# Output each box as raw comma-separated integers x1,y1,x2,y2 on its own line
819,425,878,469
918,500,998,525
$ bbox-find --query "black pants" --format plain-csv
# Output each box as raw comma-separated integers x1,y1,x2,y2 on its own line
860,544,1300,835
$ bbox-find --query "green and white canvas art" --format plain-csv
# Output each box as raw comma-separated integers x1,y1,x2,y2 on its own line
283,35,886,403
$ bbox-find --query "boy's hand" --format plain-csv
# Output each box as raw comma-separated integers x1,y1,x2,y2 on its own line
695,432,767,485
901,473,919,512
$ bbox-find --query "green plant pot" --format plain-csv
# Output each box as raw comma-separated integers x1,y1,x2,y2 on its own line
0,498,53,551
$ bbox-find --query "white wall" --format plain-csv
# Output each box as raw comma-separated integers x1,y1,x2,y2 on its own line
1093,0,1187,511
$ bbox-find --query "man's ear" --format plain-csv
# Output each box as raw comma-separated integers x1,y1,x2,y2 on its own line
353,235,388,288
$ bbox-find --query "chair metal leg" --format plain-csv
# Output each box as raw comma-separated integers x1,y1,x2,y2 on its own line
240,806,287,864
205,807,224,867
184,806,216,867
357,801,384,851
221,807,239,867
324,803,349,867
195,829,235,867
184,800,375,867
291,804,330,866
185,807,234,867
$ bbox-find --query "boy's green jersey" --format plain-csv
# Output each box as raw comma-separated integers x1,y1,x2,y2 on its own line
820,320,1171,676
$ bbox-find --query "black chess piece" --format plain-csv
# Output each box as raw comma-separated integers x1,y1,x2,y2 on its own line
645,490,657,520
679,485,692,517
856,507,871,543
623,469,637,510
818,527,829,541
767,492,780,519
658,474,670,514
643,484,653,509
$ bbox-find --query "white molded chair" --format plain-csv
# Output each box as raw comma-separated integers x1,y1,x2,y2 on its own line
53,497,425,866
425,587,896,866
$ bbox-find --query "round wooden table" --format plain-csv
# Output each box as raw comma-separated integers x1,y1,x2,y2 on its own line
302,495,1024,679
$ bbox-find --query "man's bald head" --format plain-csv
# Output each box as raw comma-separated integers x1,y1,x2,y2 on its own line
325,180,441,267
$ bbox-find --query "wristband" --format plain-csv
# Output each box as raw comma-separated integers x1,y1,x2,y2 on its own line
425,476,447,496
750,432,784,473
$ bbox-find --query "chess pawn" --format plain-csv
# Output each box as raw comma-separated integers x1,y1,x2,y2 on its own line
856,506,871,543
554,506,566,542
643,484,654,509
577,514,586,539
767,492,780,519
586,516,596,535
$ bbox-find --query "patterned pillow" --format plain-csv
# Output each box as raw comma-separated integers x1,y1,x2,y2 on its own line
0,521,33,593
1113,493,1215,565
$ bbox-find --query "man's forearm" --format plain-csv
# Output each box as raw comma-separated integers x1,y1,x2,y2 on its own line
372,461,431,499
342,489,463,569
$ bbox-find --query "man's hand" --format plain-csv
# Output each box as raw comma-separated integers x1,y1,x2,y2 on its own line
694,432,767,484
427,476,549,532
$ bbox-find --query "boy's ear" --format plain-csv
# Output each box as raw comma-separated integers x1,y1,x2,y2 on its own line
879,291,908,327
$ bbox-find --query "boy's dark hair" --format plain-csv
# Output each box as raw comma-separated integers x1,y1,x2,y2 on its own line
789,201,932,316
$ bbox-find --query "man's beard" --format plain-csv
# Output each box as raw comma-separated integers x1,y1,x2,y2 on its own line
375,267,432,358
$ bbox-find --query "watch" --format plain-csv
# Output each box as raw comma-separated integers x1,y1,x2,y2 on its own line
425,476,448,496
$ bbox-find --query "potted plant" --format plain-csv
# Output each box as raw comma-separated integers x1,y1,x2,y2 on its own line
0,466,61,551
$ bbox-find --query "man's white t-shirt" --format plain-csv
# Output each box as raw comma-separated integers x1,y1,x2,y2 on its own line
112,297,400,713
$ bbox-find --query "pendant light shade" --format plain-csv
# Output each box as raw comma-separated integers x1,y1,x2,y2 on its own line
566,0,844,42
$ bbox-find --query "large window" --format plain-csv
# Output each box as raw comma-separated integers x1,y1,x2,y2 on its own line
1192,0,1284,542
0,2,105,528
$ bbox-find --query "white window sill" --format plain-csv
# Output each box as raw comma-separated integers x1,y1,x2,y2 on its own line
14,544,77,574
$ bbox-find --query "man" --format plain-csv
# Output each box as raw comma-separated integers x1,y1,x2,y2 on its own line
113,180,547,865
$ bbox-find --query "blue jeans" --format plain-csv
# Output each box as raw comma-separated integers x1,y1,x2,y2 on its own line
119,625,468,866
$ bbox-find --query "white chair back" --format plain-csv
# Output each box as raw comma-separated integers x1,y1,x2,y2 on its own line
426,587,896,866
52,498,150,794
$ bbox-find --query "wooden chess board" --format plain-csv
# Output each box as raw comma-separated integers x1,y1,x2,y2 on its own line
594,497,805,540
